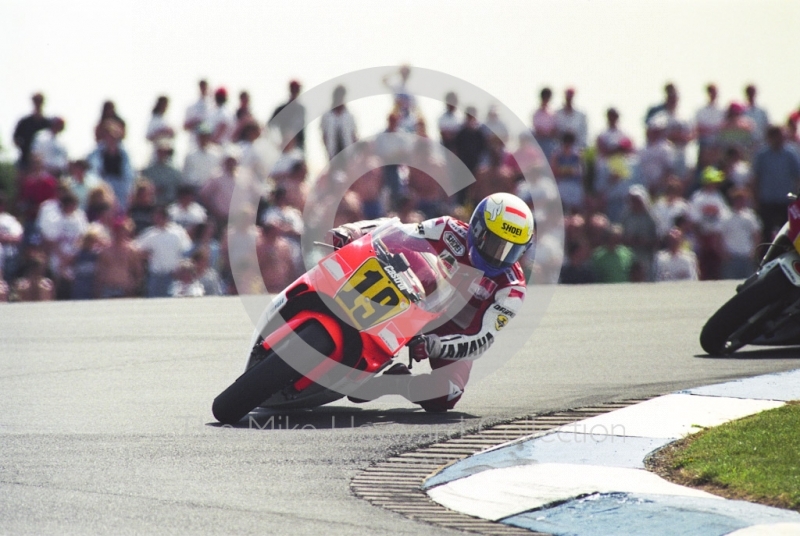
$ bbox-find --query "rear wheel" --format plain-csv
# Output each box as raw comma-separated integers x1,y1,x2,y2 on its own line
700,267,798,355
212,321,335,425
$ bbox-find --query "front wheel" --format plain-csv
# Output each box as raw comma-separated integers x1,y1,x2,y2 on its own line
700,267,797,355
212,321,336,425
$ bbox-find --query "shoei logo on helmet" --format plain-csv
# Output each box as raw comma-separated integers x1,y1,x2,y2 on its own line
502,222,523,236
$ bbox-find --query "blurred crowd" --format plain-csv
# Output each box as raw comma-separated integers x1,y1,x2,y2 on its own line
2,65,800,302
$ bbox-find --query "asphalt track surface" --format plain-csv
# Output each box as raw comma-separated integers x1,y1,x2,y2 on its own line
2,281,800,536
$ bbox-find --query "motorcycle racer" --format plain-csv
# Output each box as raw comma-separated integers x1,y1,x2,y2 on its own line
330,192,534,412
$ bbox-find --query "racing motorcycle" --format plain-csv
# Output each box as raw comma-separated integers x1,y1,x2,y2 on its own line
212,218,464,425
700,195,800,355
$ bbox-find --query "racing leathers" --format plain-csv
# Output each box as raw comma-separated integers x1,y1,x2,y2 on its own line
331,216,526,412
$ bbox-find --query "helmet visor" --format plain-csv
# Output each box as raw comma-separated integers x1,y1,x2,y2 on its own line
476,230,529,268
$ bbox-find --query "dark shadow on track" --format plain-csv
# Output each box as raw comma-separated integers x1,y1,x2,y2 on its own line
206,406,478,430
695,346,800,360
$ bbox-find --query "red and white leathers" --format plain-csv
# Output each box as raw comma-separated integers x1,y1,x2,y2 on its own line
331,216,526,411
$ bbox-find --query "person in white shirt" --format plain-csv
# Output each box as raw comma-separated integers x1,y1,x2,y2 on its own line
721,187,762,279
638,117,677,196
135,206,192,298
438,92,461,150
32,117,68,177
695,83,724,146
744,84,769,144
0,193,23,277
146,95,175,162
655,227,699,281
167,185,207,233
183,123,222,188
321,85,358,161
38,191,88,296
169,259,205,298
651,176,690,239
554,87,588,149
689,166,732,279
184,79,212,150
208,87,235,146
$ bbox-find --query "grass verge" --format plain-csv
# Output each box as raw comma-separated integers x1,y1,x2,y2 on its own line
648,402,800,512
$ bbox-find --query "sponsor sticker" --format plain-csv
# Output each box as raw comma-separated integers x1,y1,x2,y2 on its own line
495,314,509,331
448,219,468,238
443,231,466,256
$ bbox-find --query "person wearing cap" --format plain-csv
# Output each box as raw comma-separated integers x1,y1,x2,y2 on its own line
753,125,800,244
269,80,306,149
554,87,588,149
141,138,182,206
31,117,68,178
182,122,222,188
13,93,50,173
689,166,731,280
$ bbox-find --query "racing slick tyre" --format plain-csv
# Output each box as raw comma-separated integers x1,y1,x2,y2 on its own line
700,267,797,356
212,321,336,425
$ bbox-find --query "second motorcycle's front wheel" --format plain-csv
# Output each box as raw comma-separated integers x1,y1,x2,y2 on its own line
212,321,335,425
700,267,796,356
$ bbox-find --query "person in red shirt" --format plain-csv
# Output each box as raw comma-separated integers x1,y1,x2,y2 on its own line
331,192,534,412
17,154,58,224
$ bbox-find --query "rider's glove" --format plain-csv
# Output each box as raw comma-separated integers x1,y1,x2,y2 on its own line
408,334,443,362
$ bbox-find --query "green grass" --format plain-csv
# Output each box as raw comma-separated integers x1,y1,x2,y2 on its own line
669,402,800,511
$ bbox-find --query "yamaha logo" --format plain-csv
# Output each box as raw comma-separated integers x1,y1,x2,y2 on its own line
502,222,522,236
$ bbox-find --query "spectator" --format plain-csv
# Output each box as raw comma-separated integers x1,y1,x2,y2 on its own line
94,101,126,141
638,116,676,196
258,214,302,294
348,155,385,220
145,95,175,160
221,208,263,295
744,84,770,144
591,221,634,283
95,217,143,298
596,108,633,158
191,247,223,296
438,91,461,154
183,123,222,188
184,79,212,149
652,175,690,238
481,105,509,145
63,159,101,211
230,90,254,143
269,80,306,149
321,85,358,161
39,191,88,299
382,64,415,107
135,205,192,298
84,183,116,224
87,120,135,211
559,239,596,284
753,126,800,243
720,146,753,192
260,186,303,240
17,154,58,225
141,138,182,206
550,131,584,214
127,180,156,235
238,120,273,186
169,259,204,297
199,151,261,229
168,184,207,233
689,166,731,280
554,87,588,148
13,92,50,173
208,87,235,145
409,139,449,219
453,106,488,187
717,102,756,162
70,228,104,300
654,227,699,281
0,194,23,279
645,83,676,125
660,89,693,178
695,83,725,169
31,117,68,178
12,252,54,302
721,187,762,280
374,112,411,199
532,87,558,161
472,137,515,207
620,185,658,280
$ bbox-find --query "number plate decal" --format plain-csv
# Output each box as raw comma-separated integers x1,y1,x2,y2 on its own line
334,258,410,330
